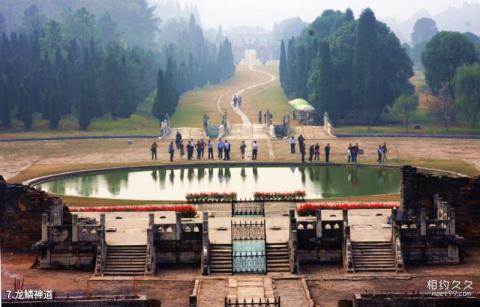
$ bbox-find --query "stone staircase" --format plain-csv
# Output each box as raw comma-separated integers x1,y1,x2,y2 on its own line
266,243,290,272
352,241,396,272
210,243,232,274
103,245,147,276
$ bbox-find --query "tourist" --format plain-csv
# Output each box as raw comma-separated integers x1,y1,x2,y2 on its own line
238,96,242,107
196,141,202,160
299,142,306,163
308,144,314,162
218,138,225,159
175,131,182,150
258,111,262,124
315,143,320,161
168,142,174,162
240,141,247,160
298,134,305,149
324,143,330,163
347,144,352,163
208,139,214,160
382,142,388,163
187,141,194,160
200,139,206,158
352,143,359,163
252,141,258,160
224,140,231,160
289,136,296,154
180,140,185,157
377,145,383,164
151,142,158,160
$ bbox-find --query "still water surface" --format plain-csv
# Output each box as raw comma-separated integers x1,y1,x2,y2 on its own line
36,165,401,201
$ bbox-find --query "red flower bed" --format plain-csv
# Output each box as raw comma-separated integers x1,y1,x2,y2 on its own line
297,202,399,216
70,205,198,217
186,192,237,203
254,191,306,202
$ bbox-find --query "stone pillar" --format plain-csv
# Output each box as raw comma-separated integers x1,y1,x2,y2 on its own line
342,209,348,225
448,209,456,236
175,212,182,241
100,214,106,227
72,214,78,243
420,208,427,236
316,210,322,239
202,212,209,275
289,209,297,228
41,214,49,242
149,213,155,226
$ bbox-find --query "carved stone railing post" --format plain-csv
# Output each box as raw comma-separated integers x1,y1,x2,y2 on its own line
72,214,78,243
201,212,210,275
420,208,427,236
315,210,322,240
343,225,354,273
175,212,182,241
94,214,107,276
41,213,49,242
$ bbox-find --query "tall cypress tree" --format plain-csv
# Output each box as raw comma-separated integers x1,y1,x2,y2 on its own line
279,40,288,90
152,69,167,123
352,8,380,125
318,42,337,120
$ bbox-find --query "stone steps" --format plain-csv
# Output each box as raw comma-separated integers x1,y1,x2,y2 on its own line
266,243,290,272
352,241,396,273
103,245,146,276
210,244,232,274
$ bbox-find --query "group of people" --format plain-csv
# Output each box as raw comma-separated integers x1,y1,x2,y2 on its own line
258,110,273,125
376,143,388,164
289,135,331,163
151,131,260,162
347,143,360,163
232,95,242,108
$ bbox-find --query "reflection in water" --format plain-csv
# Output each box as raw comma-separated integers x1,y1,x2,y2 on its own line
103,172,129,196
240,168,247,181
151,170,158,182
37,166,401,201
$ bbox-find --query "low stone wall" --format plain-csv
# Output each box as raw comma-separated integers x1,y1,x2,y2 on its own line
0,176,70,250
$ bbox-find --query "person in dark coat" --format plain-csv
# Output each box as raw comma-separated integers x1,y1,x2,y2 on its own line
308,144,314,162
151,142,158,160
168,142,175,162
300,142,306,163
314,143,320,161
324,143,330,163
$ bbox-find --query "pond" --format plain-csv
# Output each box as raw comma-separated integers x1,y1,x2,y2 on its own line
34,165,401,201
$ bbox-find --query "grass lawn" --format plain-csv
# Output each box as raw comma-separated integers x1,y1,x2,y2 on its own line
249,62,294,124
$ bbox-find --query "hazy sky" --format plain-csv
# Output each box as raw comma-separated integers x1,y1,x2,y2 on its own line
153,0,479,29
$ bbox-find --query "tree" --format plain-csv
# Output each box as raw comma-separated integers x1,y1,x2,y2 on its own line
411,18,438,45
22,5,46,33
152,69,167,123
98,13,118,43
308,41,337,120
0,12,5,32
353,8,380,125
427,84,456,131
279,40,287,89
390,94,418,132
454,63,480,127
422,31,477,93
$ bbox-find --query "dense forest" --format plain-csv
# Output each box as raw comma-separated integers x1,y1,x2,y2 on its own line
0,1,235,130
279,9,414,125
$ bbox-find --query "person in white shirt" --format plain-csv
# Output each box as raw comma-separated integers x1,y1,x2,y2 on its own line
252,141,258,160
289,136,296,154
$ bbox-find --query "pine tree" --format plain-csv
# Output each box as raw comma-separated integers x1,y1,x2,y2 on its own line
279,40,288,89
152,69,167,123
352,8,380,125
